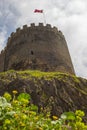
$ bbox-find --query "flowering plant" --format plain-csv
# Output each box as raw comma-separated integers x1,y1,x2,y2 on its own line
0,91,87,130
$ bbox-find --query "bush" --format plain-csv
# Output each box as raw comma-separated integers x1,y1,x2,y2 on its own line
0,91,87,130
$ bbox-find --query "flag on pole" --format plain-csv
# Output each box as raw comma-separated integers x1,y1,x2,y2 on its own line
34,9,43,13
34,9,46,25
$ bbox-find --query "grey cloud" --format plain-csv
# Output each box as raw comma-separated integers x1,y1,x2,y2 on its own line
83,60,87,68
0,0,21,51
0,0,21,29
0,0,87,78
82,47,87,67
66,0,86,15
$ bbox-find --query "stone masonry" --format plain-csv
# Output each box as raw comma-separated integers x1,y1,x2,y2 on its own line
0,23,75,74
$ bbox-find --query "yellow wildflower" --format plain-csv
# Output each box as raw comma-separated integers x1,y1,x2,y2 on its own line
39,127,43,130
12,100,19,106
14,113,19,119
52,115,58,120
19,122,25,127
35,116,38,120
4,119,11,125
21,114,27,120
3,127,7,130
12,90,18,94
3,92,12,101
29,111,36,116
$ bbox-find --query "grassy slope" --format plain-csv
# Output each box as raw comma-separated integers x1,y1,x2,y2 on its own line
0,69,87,119
0,69,80,82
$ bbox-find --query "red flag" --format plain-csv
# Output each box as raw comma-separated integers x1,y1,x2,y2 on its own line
34,9,43,13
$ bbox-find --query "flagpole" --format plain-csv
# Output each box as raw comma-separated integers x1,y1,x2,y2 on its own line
43,11,46,25
34,9,46,25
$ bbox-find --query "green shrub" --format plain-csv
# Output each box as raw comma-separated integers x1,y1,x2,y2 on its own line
0,91,87,130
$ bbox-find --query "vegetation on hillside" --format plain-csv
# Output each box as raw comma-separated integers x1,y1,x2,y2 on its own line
0,69,80,82
0,91,87,130
0,70,87,129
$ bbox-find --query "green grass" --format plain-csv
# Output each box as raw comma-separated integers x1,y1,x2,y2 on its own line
0,69,80,81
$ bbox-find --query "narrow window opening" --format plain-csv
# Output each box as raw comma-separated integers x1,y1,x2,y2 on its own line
31,50,34,55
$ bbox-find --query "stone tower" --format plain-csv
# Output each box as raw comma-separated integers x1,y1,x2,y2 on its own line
0,23,75,74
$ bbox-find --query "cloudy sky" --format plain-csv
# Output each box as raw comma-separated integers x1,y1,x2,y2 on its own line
0,0,87,78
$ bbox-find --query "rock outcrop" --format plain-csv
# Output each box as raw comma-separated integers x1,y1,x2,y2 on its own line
0,70,87,121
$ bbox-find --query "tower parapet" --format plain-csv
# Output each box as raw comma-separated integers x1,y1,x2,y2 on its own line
6,23,64,47
0,23,75,74
7,23,63,44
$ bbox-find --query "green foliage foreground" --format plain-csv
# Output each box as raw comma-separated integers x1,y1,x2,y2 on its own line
0,91,87,130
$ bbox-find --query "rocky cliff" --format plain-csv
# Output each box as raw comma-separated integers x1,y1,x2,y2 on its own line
0,70,87,121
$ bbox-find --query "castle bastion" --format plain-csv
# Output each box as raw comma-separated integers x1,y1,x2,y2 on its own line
0,23,75,74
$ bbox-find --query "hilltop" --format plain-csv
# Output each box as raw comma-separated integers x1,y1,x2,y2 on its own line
0,70,87,120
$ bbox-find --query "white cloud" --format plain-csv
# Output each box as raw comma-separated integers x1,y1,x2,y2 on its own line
0,29,7,51
66,0,86,15
0,0,87,78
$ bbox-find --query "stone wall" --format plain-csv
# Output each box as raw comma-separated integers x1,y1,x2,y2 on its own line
0,50,5,71
0,23,75,74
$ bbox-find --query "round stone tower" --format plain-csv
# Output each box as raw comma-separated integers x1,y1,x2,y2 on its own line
0,23,75,74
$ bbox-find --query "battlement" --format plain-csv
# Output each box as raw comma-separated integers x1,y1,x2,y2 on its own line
13,23,57,33
14,23,59,33
7,23,63,45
